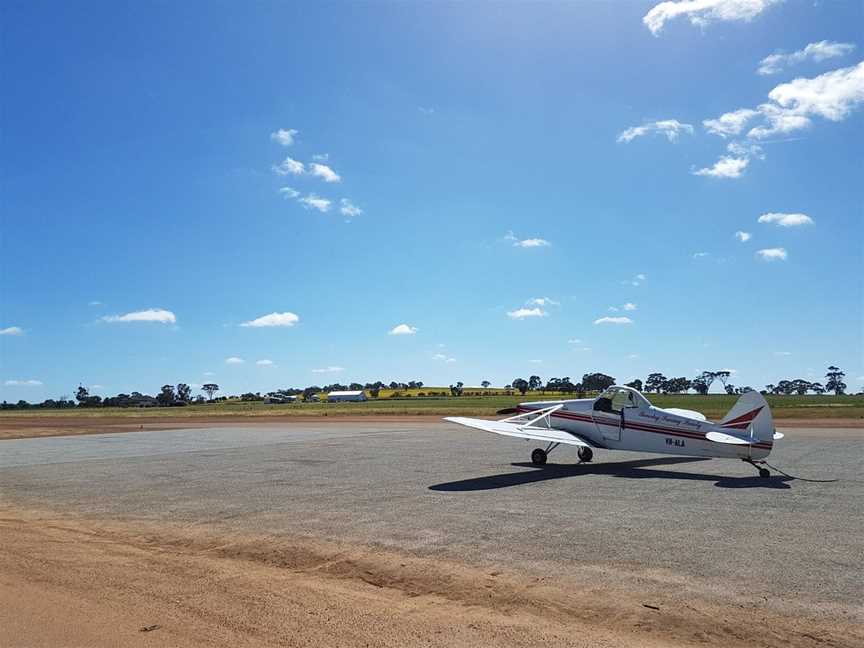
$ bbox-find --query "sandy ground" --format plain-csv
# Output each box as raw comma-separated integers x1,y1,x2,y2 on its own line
0,413,861,440
2,507,860,648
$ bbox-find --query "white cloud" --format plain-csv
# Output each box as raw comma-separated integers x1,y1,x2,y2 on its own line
312,153,329,161
594,316,634,325
389,324,418,335
298,194,331,212
272,156,305,176
756,247,788,261
88,301,103,306
225,357,245,364
270,128,299,146
433,353,457,363
419,106,435,115
773,351,792,356
748,62,864,139
203,371,216,376
623,273,648,287
340,199,363,218
692,251,711,258
256,359,275,366
445,357,456,363
693,156,749,178
4,379,43,386
643,0,782,36
101,308,176,324
240,312,300,328
279,187,300,199
0,326,23,336
627,354,640,359
617,119,694,143
758,41,856,76
735,230,752,242
703,108,760,137
567,338,582,344
623,302,637,311
636,273,646,281
312,366,344,374
507,307,547,320
527,297,559,307
608,306,619,312
505,231,551,248
758,212,814,226
529,359,543,364
310,163,341,183
726,140,764,158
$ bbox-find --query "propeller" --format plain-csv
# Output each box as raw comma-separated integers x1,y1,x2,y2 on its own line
496,407,519,415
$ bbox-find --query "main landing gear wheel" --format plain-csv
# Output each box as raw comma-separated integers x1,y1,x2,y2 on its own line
531,448,548,465
759,468,770,479
577,447,593,463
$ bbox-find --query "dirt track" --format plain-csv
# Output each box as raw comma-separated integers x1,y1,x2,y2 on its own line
2,507,860,648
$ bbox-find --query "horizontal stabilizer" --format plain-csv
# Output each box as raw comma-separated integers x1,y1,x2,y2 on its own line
661,407,707,422
706,430,751,445
444,416,591,448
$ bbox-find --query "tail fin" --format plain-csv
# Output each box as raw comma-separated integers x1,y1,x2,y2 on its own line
720,391,774,443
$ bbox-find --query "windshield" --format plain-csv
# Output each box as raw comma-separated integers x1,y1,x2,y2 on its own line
597,387,648,412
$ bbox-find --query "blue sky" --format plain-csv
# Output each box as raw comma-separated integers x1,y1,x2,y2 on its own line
2,0,862,400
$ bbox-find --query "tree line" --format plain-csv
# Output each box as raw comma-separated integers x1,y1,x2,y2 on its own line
0,366,851,410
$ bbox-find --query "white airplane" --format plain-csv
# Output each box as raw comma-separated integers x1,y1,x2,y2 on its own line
445,385,783,478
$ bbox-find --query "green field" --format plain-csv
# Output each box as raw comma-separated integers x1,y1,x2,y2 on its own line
2,391,862,421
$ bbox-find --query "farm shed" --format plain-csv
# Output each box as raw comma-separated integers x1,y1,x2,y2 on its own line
326,390,367,402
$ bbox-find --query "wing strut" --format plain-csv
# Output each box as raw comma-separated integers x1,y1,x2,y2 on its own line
501,404,565,431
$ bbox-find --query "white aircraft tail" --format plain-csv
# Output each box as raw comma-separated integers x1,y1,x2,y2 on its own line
719,391,774,443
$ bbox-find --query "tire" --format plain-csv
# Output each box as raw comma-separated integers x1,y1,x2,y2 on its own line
531,448,547,465
577,447,593,463
759,468,770,478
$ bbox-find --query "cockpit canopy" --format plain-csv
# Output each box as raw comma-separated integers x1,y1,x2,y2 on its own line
594,385,651,413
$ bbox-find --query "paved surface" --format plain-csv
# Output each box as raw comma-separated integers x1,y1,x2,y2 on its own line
0,421,861,615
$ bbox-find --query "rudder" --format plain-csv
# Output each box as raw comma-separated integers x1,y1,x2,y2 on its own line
720,391,774,443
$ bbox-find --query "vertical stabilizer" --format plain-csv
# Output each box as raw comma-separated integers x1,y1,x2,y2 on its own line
720,391,774,443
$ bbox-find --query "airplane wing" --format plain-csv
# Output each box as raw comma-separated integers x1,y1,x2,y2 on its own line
444,405,593,448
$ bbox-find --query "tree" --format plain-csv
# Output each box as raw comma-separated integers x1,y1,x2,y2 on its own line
724,384,736,395
764,383,776,394
665,377,691,393
528,375,542,391
582,373,615,392
202,383,219,401
176,383,192,403
825,366,846,395
700,371,717,391
156,384,176,407
481,380,491,389
624,378,643,392
645,373,666,394
810,382,825,395
713,371,731,389
75,385,89,403
691,376,709,395
512,378,529,395
449,382,464,397
791,379,811,396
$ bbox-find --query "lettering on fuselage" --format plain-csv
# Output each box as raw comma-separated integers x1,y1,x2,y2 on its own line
665,438,686,447
638,411,701,429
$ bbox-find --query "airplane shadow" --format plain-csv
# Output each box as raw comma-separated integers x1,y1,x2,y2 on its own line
429,457,793,491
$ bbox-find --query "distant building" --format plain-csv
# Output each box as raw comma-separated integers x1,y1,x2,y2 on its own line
326,390,367,402
264,394,298,404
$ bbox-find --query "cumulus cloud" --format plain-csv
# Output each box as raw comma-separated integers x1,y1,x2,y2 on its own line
507,307,547,320
279,187,300,199
617,119,694,143
312,366,344,374
758,41,856,76
389,324,418,335
758,212,814,226
703,109,760,137
726,140,764,158
505,231,551,248
225,357,245,364
270,128,299,146
312,153,329,161
272,156,305,176
693,156,749,178
298,194,331,212
756,247,788,261
623,302,637,311
594,316,634,325
256,359,275,366
101,308,176,324
735,230,752,242
340,199,363,217
310,163,341,183
0,326,24,336
643,0,782,36
240,312,300,328
527,297,559,307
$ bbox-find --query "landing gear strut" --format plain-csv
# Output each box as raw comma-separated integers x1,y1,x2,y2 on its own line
577,447,593,463
743,458,770,478
531,442,560,465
